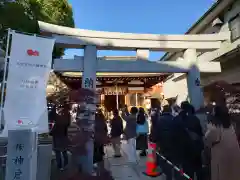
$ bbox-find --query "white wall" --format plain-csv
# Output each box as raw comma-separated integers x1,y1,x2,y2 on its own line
224,0,240,22
163,75,188,105
202,66,240,85
163,0,240,100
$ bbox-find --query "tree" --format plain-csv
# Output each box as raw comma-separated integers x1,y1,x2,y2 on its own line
0,0,74,57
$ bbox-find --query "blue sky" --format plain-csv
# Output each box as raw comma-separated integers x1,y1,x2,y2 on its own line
64,0,216,61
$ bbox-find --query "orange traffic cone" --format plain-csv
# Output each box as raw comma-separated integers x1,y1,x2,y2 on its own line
143,142,161,177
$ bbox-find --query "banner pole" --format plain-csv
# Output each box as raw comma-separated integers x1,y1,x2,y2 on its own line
3,31,55,180
0,29,11,129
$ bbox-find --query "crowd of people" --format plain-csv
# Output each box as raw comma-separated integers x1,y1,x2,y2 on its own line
150,102,240,180
48,101,240,180
49,104,109,174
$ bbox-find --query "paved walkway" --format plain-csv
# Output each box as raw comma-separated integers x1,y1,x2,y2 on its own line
104,143,166,180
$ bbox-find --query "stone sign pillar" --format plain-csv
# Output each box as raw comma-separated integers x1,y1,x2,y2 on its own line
5,129,38,180
81,45,97,174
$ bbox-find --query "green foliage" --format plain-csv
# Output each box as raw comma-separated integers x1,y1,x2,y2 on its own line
0,0,74,57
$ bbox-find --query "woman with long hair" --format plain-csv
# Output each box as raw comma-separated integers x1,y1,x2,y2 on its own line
122,106,138,163
136,107,149,156
94,108,108,169
205,105,240,180
50,103,71,171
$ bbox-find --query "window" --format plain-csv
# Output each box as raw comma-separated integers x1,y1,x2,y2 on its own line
137,93,144,106
96,94,101,105
129,93,136,106
128,93,144,107
229,14,240,41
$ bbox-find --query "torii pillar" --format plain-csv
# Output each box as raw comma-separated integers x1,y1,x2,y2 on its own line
81,45,97,174
185,49,207,132
185,49,204,110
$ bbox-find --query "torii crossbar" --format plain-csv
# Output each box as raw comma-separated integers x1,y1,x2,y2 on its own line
38,21,230,174
39,21,230,51
54,57,221,73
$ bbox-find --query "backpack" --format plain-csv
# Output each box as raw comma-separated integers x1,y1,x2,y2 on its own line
185,127,201,142
182,114,203,154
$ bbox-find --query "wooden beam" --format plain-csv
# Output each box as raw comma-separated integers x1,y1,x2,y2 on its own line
59,76,165,82
98,83,142,87
63,84,156,90
97,84,143,88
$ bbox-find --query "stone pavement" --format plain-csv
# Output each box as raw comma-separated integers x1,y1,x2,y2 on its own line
104,142,166,180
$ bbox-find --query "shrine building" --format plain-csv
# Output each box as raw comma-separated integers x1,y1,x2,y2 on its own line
48,56,167,111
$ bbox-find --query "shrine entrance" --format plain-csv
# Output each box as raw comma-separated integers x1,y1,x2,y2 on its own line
104,95,125,112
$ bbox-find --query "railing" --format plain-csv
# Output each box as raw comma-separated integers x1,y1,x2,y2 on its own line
156,152,193,180
0,144,7,180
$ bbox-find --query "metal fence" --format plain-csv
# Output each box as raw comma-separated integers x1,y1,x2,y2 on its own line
0,140,7,180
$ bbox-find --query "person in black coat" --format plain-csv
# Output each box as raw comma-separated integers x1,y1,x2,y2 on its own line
122,105,130,116
94,109,108,168
155,105,175,180
156,105,174,158
173,101,204,180
149,108,160,143
110,109,123,157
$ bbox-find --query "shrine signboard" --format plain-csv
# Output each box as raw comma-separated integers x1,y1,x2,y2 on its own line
104,86,127,95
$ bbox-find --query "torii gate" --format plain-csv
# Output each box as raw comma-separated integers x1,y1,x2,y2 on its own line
39,21,229,109
39,21,230,173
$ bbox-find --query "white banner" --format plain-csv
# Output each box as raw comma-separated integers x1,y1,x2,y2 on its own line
1,32,55,136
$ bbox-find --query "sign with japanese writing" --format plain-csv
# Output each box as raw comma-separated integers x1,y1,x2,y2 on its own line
104,86,127,95
2,32,55,136
5,129,38,180
195,78,201,86
84,78,94,89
